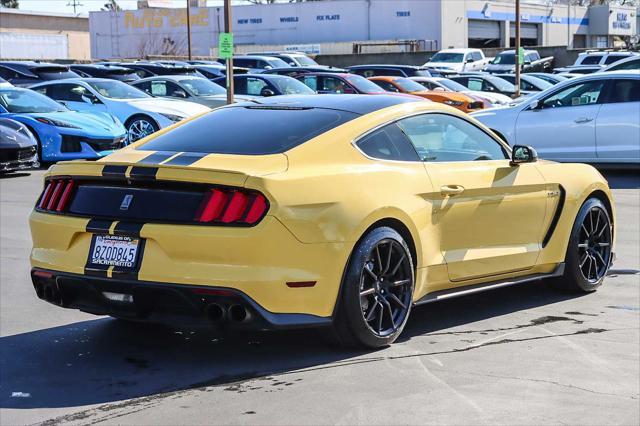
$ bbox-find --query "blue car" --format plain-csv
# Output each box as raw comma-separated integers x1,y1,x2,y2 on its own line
0,87,127,163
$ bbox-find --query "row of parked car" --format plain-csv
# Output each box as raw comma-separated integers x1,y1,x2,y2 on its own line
0,49,638,173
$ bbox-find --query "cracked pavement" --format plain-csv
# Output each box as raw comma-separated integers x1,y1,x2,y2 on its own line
1,170,638,425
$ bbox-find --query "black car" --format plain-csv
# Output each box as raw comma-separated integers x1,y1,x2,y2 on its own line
261,66,347,77
0,118,39,173
69,64,140,83
484,50,554,74
347,64,438,78
190,64,249,80
212,74,315,97
0,62,80,87
449,73,518,98
103,62,203,79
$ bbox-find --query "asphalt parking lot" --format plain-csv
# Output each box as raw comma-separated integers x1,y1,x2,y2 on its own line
1,169,638,426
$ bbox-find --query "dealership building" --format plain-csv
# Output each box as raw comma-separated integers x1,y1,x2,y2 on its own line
89,0,638,59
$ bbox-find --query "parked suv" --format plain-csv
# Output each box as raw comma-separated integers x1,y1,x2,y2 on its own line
554,51,638,74
0,62,79,87
423,48,489,73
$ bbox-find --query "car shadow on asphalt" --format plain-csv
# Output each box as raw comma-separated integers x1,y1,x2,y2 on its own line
599,170,640,189
0,172,31,180
0,279,586,410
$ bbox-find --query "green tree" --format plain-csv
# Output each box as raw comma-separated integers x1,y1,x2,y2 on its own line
0,0,19,8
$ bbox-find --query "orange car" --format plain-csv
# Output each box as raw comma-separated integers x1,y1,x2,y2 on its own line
367,76,485,113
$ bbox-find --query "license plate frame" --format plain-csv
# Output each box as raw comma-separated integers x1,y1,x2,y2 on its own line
88,234,141,269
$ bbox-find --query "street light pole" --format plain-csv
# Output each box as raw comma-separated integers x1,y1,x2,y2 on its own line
186,0,192,60
224,0,234,104
514,0,521,98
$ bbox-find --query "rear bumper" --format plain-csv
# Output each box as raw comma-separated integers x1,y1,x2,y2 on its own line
31,268,331,330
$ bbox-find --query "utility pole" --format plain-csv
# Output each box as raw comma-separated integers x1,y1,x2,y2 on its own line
514,0,521,98
224,0,234,104
186,0,192,60
66,0,83,14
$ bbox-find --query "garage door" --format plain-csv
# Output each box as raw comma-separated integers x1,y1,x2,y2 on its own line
510,23,538,40
468,19,501,39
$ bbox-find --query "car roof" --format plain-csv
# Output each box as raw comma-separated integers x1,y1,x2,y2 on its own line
71,64,132,71
296,72,352,78
437,48,479,53
232,55,282,60
235,94,421,115
133,75,202,83
347,64,423,70
29,77,114,87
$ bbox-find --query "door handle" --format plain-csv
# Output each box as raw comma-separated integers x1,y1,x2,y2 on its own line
441,185,465,196
574,117,594,124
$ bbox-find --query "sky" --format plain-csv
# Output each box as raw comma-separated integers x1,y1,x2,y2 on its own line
11,0,245,15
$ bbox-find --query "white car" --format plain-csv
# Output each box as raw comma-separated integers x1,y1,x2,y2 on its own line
30,78,210,142
471,71,640,164
423,48,489,73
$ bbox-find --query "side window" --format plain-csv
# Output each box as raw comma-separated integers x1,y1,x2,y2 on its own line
134,81,151,94
49,84,86,102
165,81,188,98
374,80,400,92
604,55,626,65
301,75,318,91
133,69,150,78
467,78,484,91
360,70,375,78
150,81,168,96
606,79,640,103
381,68,404,77
356,123,419,161
245,77,269,96
0,67,21,80
451,77,468,87
542,80,605,108
580,55,602,65
472,51,483,61
321,76,348,93
521,80,536,91
32,86,48,96
397,113,507,162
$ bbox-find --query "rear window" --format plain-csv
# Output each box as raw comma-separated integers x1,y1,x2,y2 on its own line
580,55,602,65
138,106,358,155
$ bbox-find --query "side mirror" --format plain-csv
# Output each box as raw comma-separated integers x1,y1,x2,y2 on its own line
528,99,541,110
81,94,100,104
173,90,188,98
510,145,538,166
260,88,276,97
524,60,532,66
466,58,474,63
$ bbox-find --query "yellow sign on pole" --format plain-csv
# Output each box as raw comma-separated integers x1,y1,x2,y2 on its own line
219,32,234,59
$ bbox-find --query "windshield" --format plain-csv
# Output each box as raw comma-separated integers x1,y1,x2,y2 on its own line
429,53,464,63
437,78,469,92
138,106,358,155
267,58,291,68
293,56,319,66
180,78,226,96
345,75,386,93
492,53,515,65
87,80,150,99
394,78,427,92
270,77,315,95
486,76,516,91
0,89,67,113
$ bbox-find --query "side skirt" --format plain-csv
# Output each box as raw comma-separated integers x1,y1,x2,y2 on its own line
414,263,565,305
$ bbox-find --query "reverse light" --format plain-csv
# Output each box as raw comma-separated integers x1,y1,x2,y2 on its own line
195,188,268,225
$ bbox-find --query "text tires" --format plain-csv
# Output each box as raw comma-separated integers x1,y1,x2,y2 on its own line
560,197,613,293
332,227,414,348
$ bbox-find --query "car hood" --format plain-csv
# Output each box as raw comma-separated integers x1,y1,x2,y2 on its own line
21,111,125,133
463,90,512,105
424,62,461,70
122,98,211,116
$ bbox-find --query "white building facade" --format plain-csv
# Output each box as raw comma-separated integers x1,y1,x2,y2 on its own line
89,0,636,59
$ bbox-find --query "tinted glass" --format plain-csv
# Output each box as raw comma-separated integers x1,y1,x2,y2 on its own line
394,78,427,92
604,55,627,65
49,84,87,101
301,75,318,91
356,123,420,161
269,76,315,95
429,53,464,63
542,80,605,108
472,51,483,61
606,79,640,103
492,53,515,65
397,113,506,162
88,80,149,99
0,88,67,113
608,58,639,71
138,106,358,155
180,78,225,96
34,68,80,80
438,78,469,92
580,55,602,65
372,80,400,92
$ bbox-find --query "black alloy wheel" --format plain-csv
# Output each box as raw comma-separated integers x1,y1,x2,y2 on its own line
332,227,415,348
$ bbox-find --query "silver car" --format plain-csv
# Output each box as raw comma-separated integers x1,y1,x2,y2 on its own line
472,71,640,165
131,75,253,109
30,78,210,142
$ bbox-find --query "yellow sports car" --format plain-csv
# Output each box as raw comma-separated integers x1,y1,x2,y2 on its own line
29,95,615,348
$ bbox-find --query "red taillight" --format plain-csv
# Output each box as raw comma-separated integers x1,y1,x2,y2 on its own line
37,178,76,213
194,188,268,225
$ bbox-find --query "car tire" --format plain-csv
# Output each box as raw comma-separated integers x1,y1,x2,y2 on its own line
125,115,159,143
557,197,613,293
331,227,415,349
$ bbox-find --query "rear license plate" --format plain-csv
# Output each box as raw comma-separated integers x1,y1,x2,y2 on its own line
89,235,140,268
